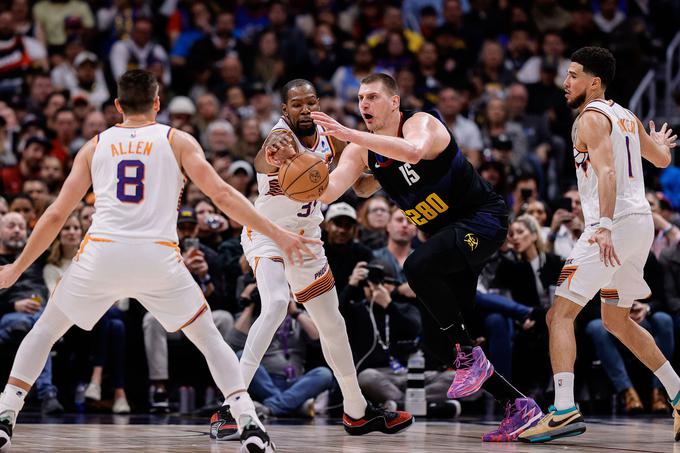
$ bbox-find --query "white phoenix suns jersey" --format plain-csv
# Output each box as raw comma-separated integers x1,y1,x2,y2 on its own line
88,123,184,242
251,117,336,234
572,99,650,226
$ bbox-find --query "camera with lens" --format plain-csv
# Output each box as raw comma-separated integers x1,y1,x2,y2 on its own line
239,273,261,317
366,264,385,284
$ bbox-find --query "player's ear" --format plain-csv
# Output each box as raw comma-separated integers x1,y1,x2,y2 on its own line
114,99,124,114
153,96,160,113
282,104,288,118
392,95,400,111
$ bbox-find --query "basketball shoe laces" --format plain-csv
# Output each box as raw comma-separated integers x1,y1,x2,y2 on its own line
497,402,520,433
453,348,476,384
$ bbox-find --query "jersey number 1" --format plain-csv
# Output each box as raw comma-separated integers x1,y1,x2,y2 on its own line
117,160,145,203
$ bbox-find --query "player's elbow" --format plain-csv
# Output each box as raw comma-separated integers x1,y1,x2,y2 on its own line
209,185,235,208
404,144,425,164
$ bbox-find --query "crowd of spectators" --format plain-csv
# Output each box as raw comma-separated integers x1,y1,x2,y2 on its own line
1,0,680,418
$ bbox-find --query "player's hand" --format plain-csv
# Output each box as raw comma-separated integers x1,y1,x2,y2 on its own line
649,121,677,150
0,264,21,290
265,130,297,167
14,298,41,314
588,228,621,267
273,228,321,266
348,261,368,286
310,111,355,142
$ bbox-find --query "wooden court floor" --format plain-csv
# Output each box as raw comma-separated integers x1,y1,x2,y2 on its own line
9,416,680,452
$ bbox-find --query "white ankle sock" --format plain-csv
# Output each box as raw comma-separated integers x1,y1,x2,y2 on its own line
0,384,27,427
654,361,680,403
226,392,265,433
553,372,575,410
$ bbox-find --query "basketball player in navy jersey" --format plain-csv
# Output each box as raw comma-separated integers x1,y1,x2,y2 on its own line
306,73,542,441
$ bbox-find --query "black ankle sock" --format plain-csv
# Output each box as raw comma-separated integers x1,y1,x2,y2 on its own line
482,372,526,407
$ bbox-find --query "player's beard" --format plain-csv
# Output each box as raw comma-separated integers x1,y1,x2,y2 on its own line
294,123,316,137
567,91,586,109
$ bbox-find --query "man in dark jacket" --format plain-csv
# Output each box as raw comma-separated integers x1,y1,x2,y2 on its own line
0,212,62,414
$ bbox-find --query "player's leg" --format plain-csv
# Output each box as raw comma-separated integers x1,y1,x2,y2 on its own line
181,308,274,452
240,257,290,387
303,288,413,435
0,302,73,451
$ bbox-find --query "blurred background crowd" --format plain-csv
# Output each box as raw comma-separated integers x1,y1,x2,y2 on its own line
1,0,680,420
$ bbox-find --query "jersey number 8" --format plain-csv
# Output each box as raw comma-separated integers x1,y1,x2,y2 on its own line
117,160,145,203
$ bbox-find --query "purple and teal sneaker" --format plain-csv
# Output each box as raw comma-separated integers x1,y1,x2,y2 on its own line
482,398,543,442
447,344,494,399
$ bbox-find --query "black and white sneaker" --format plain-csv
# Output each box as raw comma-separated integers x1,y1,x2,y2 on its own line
209,405,239,441
149,387,170,414
239,415,275,453
0,412,13,452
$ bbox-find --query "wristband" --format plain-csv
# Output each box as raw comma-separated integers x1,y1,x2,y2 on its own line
598,217,613,231
662,224,673,237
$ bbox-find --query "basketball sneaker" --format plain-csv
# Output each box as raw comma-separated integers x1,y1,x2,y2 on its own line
447,344,494,399
149,386,170,414
0,410,14,452
672,391,680,441
482,398,542,442
210,405,239,441
238,414,275,452
343,402,413,435
517,405,586,443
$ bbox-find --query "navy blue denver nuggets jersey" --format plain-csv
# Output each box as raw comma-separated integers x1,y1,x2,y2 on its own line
367,110,506,237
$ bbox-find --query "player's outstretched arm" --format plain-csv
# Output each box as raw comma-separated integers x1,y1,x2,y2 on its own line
311,111,448,163
637,118,676,168
174,130,319,264
320,143,369,204
0,140,95,288
580,110,621,267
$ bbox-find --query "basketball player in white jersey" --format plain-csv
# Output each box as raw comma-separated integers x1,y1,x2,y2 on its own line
210,79,413,441
519,47,679,443
0,70,320,453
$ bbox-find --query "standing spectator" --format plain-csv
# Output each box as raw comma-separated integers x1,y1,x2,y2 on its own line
0,212,62,414
481,97,529,169
110,17,171,86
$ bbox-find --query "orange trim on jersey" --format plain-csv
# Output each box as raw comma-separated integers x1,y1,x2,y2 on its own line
246,226,253,241
115,122,157,128
557,266,578,288
176,303,208,332
155,240,182,261
253,256,260,274
167,127,176,144
295,268,335,303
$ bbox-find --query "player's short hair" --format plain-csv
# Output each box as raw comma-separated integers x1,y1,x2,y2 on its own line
116,70,159,114
570,47,616,88
361,73,399,96
281,79,316,103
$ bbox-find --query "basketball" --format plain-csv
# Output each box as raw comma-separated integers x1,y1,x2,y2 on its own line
278,152,329,202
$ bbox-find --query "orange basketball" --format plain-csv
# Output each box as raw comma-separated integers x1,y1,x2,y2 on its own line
278,152,329,202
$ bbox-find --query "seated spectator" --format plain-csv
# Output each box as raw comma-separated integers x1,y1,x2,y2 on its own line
585,252,673,414
437,87,483,167
323,203,373,293
0,212,62,414
233,118,263,161
32,0,94,49
143,207,234,412
22,179,50,219
229,291,332,417
547,188,584,260
481,97,529,172
43,214,131,414
331,42,382,119
204,120,237,158
194,199,229,250
523,199,552,243
9,193,36,230
224,160,254,196
357,195,391,251
517,31,570,86
488,215,562,391
68,52,110,109
110,17,171,87
647,191,680,259
1,137,49,196
508,173,539,217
